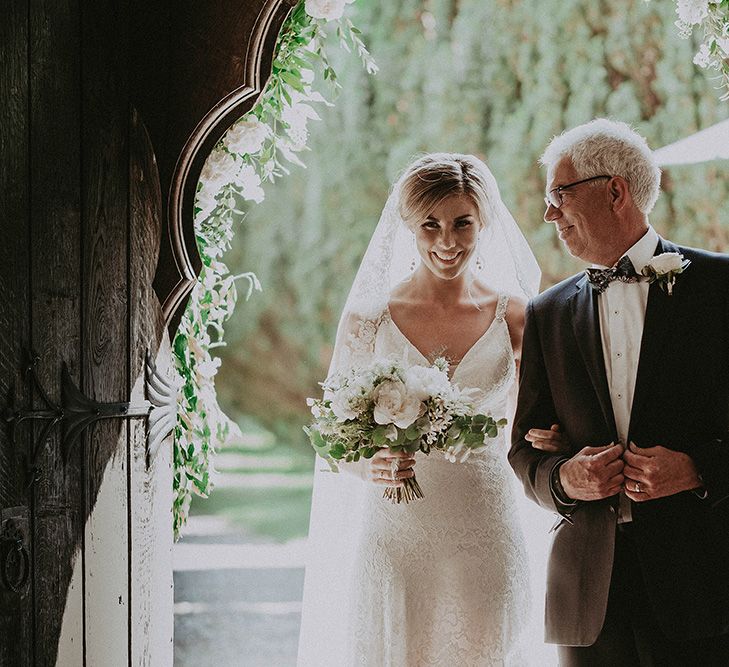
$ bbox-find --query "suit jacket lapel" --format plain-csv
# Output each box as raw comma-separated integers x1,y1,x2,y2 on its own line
629,238,677,436
569,274,617,437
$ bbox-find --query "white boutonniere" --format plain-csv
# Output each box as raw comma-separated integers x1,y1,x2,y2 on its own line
641,252,691,296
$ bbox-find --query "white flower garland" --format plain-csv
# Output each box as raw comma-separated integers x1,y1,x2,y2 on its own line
171,0,376,538
673,0,729,99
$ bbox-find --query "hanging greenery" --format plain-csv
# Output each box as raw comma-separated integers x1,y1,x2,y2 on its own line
171,0,377,538
667,0,729,99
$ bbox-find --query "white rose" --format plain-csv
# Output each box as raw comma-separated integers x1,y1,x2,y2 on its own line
676,0,709,26
200,148,236,191
648,252,684,274
372,379,423,428
305,0,347,21
223,118,269,156
331,391,358,421
405,365,450,401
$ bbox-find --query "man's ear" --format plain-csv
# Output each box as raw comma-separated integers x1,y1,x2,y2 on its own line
609,175,631,212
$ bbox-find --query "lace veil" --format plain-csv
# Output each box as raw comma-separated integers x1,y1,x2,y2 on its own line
297,155,541,666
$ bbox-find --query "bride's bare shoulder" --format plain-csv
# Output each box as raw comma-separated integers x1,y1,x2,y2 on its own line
388,282,421,316
466,279,499,310
504,293,527,316
470,279,526,312
504,295,526,330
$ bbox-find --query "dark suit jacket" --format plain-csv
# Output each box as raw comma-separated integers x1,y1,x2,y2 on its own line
509,237,729,646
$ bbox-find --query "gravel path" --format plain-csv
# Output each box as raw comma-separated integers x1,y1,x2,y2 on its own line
174,567,304,667
173,516,305,667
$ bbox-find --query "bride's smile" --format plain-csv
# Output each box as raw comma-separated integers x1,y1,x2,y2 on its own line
415,193,482,279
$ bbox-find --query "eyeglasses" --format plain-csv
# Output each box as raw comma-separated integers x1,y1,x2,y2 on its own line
544,175,612,209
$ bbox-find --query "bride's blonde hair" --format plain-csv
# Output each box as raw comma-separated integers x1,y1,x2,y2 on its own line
397,153,493,230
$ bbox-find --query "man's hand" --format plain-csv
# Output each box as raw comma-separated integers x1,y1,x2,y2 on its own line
623,442,703,502
559,443,625,501
526,423,571,454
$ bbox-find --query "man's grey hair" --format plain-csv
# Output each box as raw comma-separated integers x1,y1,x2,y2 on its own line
540,118,662,214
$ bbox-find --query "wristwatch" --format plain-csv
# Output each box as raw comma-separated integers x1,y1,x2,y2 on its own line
551,459,577,507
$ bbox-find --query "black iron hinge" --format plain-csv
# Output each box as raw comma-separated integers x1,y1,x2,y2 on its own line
4,349,179,487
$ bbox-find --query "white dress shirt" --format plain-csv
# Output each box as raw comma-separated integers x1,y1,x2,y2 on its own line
596,225,659,523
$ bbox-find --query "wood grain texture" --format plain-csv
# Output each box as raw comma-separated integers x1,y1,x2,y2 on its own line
129,108,173,667
28,1,84,664
0,0,29,525
80,0,130,664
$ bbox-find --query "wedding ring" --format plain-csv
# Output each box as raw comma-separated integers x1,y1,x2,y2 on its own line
635,482,641,493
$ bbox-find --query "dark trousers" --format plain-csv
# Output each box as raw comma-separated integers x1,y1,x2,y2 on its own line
559,524,729,667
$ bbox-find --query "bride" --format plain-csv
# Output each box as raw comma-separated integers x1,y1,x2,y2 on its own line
297,153,557,666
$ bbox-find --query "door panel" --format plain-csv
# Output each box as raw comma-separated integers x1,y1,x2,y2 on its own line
0,1,33,664
80,1,130,663
29,0,84,663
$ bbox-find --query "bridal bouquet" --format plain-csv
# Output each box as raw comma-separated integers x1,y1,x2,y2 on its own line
304,356,507,503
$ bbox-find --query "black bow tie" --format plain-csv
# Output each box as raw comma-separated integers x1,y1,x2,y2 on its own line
585,256,641,294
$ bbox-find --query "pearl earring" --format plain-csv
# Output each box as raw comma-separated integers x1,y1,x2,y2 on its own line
410,258,417,272
476,255,484,271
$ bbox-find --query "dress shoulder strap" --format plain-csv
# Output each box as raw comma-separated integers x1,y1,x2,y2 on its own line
494,294,509,321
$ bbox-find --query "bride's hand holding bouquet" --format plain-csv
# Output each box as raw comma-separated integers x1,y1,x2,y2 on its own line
305,354,507,503
365,447,417,490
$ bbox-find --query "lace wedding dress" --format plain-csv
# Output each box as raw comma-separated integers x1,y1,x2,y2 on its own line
298,155,546,667
343,294,531,666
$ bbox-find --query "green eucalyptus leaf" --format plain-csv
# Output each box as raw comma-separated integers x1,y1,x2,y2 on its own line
372,425,388,446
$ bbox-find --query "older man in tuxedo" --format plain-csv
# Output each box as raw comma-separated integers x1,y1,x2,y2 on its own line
510,118,729,665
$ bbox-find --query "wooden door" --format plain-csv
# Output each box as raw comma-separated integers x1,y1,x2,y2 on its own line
0,2,174,665
0,1,293,665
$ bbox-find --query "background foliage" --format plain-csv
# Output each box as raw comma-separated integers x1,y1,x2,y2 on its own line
215,0,729,456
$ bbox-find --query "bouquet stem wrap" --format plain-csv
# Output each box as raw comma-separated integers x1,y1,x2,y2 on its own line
383,476,425,503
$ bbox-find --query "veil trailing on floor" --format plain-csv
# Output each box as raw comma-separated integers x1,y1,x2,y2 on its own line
297,156,544,666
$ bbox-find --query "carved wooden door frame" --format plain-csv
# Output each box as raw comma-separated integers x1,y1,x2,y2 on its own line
139,0,298,335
